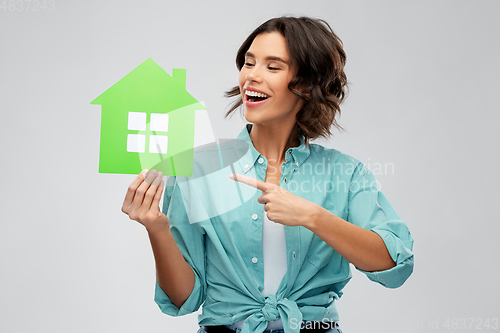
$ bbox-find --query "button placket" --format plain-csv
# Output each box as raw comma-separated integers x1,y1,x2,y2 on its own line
249,182,264,282
287,152,297,181
281,157,293,184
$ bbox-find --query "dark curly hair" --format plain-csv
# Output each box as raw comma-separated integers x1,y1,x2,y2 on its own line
224,16,348,145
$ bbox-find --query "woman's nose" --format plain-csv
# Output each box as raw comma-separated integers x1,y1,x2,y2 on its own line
246,67,263,83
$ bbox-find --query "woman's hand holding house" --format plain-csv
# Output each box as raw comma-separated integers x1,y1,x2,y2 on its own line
121,169,169,233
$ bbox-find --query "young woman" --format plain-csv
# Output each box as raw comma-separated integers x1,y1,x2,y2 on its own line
122,17,414,333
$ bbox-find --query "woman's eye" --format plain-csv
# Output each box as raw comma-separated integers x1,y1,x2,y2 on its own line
268,67,281,71
244,62,255,67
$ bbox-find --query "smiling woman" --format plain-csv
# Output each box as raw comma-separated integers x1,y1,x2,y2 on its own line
237,32,304,132
226,17,348,145
121,16,414,333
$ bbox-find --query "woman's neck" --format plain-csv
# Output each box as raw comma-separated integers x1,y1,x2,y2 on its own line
249,122,300,165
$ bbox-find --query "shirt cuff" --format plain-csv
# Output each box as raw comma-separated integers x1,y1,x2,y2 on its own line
154,268,204,316
357,227,414,288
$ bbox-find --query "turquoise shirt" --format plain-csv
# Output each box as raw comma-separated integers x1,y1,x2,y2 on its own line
155,124,414,333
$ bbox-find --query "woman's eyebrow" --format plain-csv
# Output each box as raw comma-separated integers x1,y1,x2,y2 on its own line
245,52,288,64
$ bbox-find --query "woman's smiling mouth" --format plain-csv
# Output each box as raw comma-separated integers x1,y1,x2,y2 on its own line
244,89,270,106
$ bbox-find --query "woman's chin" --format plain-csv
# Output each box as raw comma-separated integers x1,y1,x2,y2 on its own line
244,112,288,127
243,108,259,124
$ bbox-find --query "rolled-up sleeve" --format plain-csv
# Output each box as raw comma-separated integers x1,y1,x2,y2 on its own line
347,162,414,288
154,176,207,316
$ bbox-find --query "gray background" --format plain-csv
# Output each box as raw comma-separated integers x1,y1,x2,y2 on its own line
1,0,499,332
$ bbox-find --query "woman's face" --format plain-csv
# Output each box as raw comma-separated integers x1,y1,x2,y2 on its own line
239,32,304,126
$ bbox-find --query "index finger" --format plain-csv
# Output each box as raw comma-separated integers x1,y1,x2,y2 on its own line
229,173,274,192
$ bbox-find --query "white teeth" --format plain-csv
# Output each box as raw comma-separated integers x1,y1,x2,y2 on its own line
245,90,269,98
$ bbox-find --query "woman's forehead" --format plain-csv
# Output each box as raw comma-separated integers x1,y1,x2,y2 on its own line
247,32,290,63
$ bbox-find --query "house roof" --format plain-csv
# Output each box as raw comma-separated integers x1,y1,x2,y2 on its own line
91,58,205,113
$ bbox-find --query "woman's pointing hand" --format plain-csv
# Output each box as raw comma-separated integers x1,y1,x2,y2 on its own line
230,173,320,228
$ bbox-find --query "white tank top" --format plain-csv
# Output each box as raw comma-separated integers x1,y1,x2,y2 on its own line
231,210,287,330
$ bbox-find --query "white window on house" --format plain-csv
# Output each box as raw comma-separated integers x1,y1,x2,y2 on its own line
150,113,169,132
126,112,169,153
128,112,147,131
149,135,168,154
127,134,145,153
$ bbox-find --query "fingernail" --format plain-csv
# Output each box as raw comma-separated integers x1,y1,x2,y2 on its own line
141,169,149,176
229,174,234,180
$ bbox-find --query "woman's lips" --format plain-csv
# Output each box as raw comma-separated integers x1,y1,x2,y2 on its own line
244,88,270,107
244,94,269,107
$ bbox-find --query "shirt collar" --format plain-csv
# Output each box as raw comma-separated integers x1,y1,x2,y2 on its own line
236,124,310,174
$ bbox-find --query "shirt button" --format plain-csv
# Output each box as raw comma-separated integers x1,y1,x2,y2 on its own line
252,257,258,263
244,164,249,169
296,162,299,166
293,251,296,259
258,157,264,164
252,214,258,220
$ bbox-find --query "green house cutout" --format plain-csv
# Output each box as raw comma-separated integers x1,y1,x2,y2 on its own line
91,58,206,176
